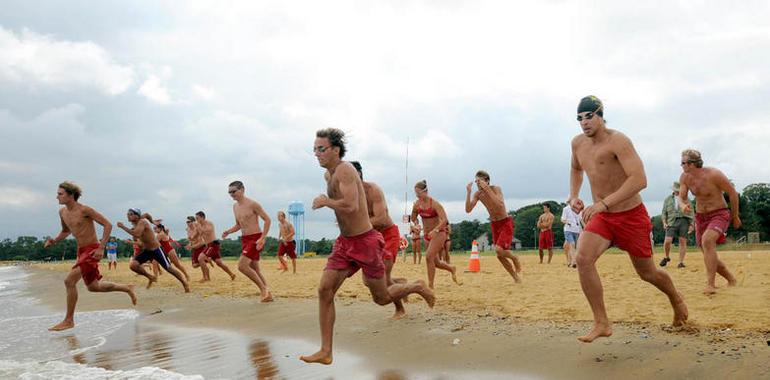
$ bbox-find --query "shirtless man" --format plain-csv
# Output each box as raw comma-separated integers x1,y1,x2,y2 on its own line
678,149,739,294
222,181,273,301
277,211,298,274
410,222,422,264
185,216,210,282
570,95,687,343
45,181,136,331
537,203,555,264
117,209,189,292
351,161,407,319
300,128,435,365
196,211,237,280
465,170,522,283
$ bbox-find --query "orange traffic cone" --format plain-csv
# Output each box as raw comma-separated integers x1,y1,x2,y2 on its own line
468,240,480,272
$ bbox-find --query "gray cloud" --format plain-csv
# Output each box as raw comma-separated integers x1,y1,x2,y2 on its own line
2,2,769,242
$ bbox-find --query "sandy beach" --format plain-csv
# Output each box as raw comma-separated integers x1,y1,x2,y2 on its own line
21,248,770,379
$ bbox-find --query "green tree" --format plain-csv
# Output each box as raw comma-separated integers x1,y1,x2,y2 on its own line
740,183,770,240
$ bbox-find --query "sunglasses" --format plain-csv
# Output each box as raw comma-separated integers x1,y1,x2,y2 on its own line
313,145,330,153
577,105,603,122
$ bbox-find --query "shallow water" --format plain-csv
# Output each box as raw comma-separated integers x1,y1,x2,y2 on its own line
0,265,530,379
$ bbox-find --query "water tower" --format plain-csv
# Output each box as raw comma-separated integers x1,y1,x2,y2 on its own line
287,201,306,256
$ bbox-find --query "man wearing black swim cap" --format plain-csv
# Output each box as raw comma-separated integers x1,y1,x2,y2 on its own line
568,96,688,343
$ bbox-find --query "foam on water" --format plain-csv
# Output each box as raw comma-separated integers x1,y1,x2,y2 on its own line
0,266,201,380
0,360,204,380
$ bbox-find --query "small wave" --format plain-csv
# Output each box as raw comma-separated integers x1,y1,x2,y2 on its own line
0,359,204,380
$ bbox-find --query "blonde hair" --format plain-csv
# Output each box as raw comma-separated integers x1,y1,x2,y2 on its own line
681,148,703,168
58,181,82,201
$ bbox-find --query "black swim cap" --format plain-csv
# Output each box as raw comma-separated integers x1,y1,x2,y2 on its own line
577,95,603,117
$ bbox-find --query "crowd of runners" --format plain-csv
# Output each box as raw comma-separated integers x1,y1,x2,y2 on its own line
43,95,743,364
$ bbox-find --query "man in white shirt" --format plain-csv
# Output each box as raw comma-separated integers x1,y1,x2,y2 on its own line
561,199,584,268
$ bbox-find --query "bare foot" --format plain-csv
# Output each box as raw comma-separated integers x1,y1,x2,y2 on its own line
703,285,718,295
261,291,274,303
672,292,688,326
300,350,333,365
450,266,462,285
392,309,407,320
183,282,191,293
393,277,407,284
146,276,157,289
197,278,210,283
415,280,435,308
127,284,137,305
48,320,75,331
727,278,738,287
577,323,613,343
230,273,236,281
513,274,522,284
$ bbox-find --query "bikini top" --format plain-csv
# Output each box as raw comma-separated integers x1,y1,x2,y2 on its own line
417,199,439,219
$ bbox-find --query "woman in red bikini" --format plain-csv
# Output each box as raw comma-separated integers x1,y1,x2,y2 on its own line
154,223,190,282
410,180,459,289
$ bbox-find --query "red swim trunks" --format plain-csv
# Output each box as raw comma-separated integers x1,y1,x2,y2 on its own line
695,208,730,247
204,241,221,260
491,216,515,250
73,243,102,285
325,229,385,279
377,224,401,262
241,233,264,261
584,203,653,258
191,246,205,265
539,229,554,249
278,240,297,259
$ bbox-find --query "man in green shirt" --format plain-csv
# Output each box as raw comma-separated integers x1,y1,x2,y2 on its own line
660,181,694,268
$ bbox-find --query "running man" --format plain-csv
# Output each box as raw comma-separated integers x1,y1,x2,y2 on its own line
678,149,739,294
196,211,237,281
465,170,522,283
155,223,190,281
411,180,460,289
117,210,189,292
570,95,687,342
45,181,136,331
106,237,118,270
537,203,555,264
300,128,435,365
351,161,407,319
561,198,584,268
410,222,422,264
186,216,210,282
222,181,273,302
277,211,298,274
660,181,694,269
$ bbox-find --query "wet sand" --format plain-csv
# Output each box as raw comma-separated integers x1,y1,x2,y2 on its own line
28,250,770,379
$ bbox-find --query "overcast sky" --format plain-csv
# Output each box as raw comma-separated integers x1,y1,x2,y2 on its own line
1,1,769,242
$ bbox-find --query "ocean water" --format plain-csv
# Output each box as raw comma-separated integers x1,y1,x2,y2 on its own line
0,266,534,379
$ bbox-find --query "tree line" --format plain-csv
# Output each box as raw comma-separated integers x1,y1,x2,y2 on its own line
2,183,767,260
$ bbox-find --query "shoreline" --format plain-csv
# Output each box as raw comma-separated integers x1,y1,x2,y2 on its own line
22,254,770,379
